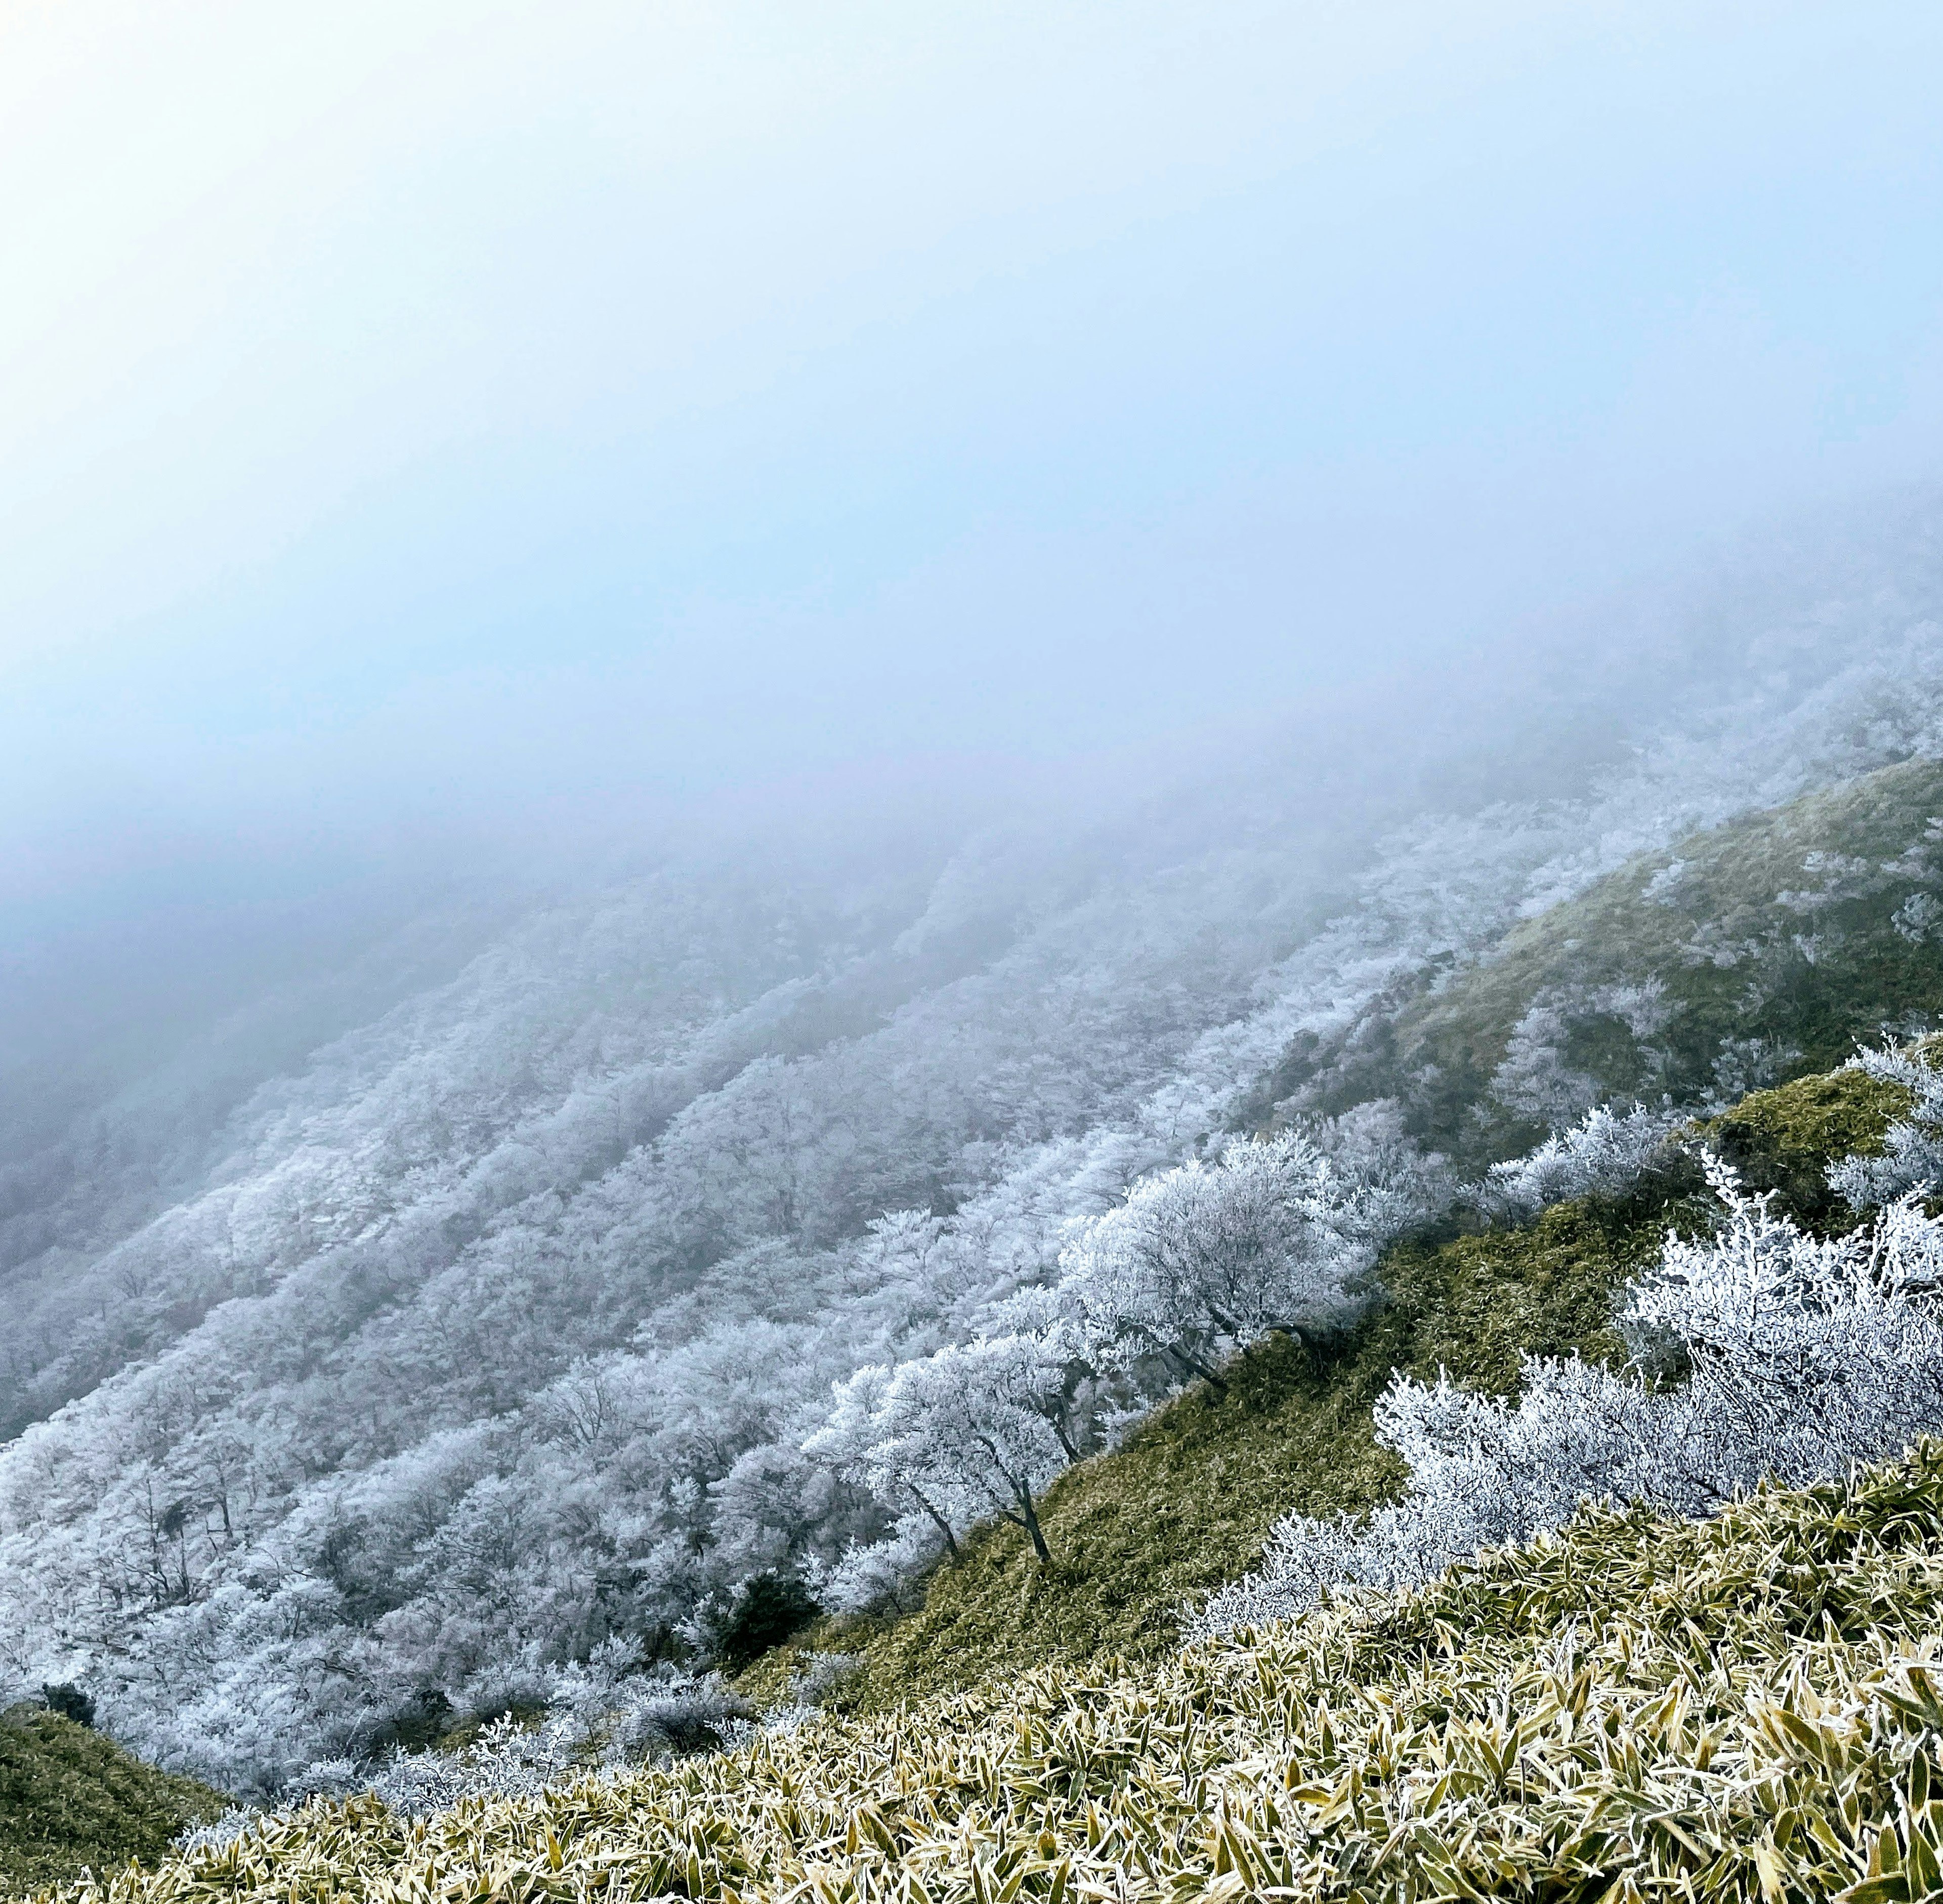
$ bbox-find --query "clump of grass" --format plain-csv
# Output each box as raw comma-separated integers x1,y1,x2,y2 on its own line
0,1707,224,1896
47,1447,1943,1904
1706,1056,1912,1227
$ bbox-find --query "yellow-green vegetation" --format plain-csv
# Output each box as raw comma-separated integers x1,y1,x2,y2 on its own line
47,1447,1943,1904
0,1709,224,1897
1712,1059,1909,1175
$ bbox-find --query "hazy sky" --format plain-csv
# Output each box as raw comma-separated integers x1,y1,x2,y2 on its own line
4,0,1942,911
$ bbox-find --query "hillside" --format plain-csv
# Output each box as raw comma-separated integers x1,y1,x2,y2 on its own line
11,735,1943,1890
9,1042,1922,1898
759,1057,1906,1712
0,1709,221,1896
1252,752,1943,1168
6,1052,1904,1895
7,628,1943,1795
43,1448,1943,1904
757,750,1943,1709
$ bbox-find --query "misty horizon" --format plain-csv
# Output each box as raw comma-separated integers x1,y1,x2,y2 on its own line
6,7,1941,891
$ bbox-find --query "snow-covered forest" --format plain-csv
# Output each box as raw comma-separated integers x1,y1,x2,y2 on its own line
8,592,1943,1792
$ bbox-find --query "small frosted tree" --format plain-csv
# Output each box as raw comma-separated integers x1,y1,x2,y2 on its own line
1058,1133,1373,1396
1309,1099,1454,1244
801,1364,961,1560
804,1330,1078,1564
802,1513,947,1616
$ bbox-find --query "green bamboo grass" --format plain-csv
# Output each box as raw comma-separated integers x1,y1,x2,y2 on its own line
0,1711,222,1897
39,1447,1943,1904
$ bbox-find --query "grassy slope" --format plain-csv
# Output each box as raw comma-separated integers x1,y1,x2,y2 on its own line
65,1450,1943,1904
1249,753,1943,1166
779,1041,1913,1716
0,1710,223,1896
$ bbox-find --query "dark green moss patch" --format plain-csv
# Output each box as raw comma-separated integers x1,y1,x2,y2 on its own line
0,1707,224,1896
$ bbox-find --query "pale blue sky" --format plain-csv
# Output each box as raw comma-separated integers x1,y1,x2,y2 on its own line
4,0,1942,910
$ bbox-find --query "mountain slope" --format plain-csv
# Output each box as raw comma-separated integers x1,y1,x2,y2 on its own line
762,1053,1906,1712
9,617,1943,1791
0,1709,221,1895
51,1448,1943,1904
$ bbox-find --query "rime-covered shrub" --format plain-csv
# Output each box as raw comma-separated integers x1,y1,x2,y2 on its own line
1484,1101,1685,1217
1832,1042,1943,1207
1195,1157,1943,1635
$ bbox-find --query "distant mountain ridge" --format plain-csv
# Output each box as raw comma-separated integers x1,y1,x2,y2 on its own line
1252,752,1943,1166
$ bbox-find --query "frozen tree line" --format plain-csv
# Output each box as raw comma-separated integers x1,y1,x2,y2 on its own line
805,1111,1448,1592
175,1640,759,1850
5,613,1943,1790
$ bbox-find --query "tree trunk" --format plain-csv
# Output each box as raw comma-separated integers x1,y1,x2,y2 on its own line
1165,1343,1229,1397
1008,1480,1052,1564
909,1485,961,1559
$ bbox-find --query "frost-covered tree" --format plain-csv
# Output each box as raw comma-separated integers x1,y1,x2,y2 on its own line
1308,1099,1455,1242
799,1364,959,1560
805,1329,1078,1563
801,1513,947,1617
1058,1134,1375,1394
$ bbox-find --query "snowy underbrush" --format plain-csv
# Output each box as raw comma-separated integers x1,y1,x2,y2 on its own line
1482,1099,1688,1217
1196,1149,1943,1634
180,1652,747,1849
